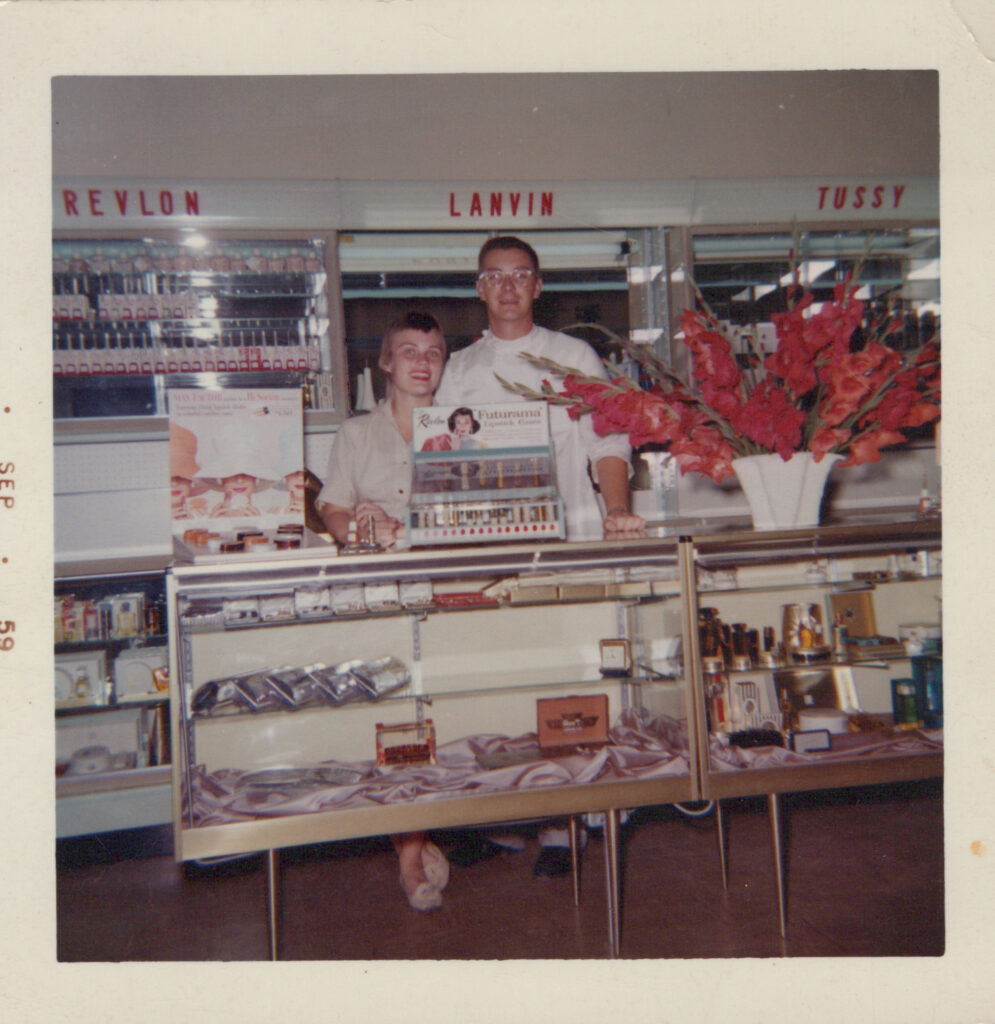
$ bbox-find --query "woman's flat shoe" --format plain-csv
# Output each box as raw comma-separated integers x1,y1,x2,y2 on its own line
421,840,450,891
401,878,442,912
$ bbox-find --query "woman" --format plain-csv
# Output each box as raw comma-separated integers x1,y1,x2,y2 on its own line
316,311,451,910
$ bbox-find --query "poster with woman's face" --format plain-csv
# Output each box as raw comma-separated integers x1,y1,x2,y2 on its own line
168,388,304,540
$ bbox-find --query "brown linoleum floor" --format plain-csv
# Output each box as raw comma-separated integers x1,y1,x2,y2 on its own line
56,779,943,961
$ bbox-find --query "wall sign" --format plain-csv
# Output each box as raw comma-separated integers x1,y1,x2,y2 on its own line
54,176,938,232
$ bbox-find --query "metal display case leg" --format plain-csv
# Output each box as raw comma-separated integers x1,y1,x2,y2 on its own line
265,848,281,961
569,815,581,907
603,808,621,957
715,799,728,890
767,794,787,938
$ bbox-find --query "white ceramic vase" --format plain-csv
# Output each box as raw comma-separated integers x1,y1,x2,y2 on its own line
731,452,842,530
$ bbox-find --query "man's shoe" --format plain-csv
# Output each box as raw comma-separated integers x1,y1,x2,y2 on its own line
533,846,572,877
447,835,505,868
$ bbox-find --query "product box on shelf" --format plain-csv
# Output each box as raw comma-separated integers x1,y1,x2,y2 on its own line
113,646,169,703
56,650,108,709
537,694,610,753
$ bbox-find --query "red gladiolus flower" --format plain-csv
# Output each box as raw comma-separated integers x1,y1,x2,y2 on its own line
504,269,940,486
840,428,907,467
810,426,851,459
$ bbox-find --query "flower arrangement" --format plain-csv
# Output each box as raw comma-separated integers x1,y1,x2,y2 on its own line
499,271,940,484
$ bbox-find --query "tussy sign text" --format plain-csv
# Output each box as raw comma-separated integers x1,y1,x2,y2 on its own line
817,183,907,211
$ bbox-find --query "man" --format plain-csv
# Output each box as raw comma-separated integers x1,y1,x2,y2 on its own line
436,237,644,875
436,235,644,541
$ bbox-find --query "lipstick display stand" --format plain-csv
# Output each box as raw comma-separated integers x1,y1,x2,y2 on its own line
406,403,565,546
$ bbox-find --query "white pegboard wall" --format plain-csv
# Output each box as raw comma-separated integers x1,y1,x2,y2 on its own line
55,439,169,495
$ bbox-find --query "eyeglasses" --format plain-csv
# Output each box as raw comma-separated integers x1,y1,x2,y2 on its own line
476,268,536,288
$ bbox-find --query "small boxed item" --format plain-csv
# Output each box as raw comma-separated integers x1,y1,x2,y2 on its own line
537,694,610,753
56,650,108,709
599,639,632,677
789,729,832,753
349,656,410,699
310,663,368,704
330,583,365,614
294,586,332,619
222,596,260,626
258,593,296,622
399,580,433,609
113,645,168,703
376,720,437,767
364,581,400,612
108,593,145,639
265,666,324,708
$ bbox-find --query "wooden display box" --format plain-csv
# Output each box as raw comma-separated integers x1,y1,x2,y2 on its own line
537,694,610,753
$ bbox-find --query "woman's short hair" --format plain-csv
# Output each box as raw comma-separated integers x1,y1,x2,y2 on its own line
448,407,480,433
379,311,446,370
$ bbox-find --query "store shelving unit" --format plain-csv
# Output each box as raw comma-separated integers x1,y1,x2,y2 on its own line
55,561,173,838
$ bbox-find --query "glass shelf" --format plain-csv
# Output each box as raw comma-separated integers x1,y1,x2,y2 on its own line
697,571,941,599
55,634,167,654
56,693,168,717
186,669,685,722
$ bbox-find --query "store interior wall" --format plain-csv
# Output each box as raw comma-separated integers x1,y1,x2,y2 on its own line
52,71,939,181
52,71,940,563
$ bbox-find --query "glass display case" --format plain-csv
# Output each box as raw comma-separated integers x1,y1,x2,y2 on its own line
167,537,696,957
165,515,942,956
685,515,942,935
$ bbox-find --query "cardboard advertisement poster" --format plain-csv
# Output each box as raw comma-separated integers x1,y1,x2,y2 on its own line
412,402,553,453
168,388,304,541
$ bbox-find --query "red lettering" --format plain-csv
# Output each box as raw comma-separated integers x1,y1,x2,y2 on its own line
833,186,847,210
541,192,553,216
184,190,199,215
159,190,174,215
892,184,906,208
469,192,482,216
490,192,502,216
528,192,534,216
509,192,521,215
139,190,154,216
853,185,865,209
817,186,830,210
449,192,461,217
115,189,128,214
872,186,884,209
62,190,79,216
88,189,103,216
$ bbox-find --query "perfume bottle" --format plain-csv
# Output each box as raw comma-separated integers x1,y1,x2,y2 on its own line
73,667,92,700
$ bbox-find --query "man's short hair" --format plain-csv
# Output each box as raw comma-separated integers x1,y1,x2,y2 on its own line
478,235,541,274
380,310,446,369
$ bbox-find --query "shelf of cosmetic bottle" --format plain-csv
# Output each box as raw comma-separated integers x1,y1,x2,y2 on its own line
53,269,327,299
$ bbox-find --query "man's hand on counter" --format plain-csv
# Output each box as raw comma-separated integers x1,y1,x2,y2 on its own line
603,506,647,538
